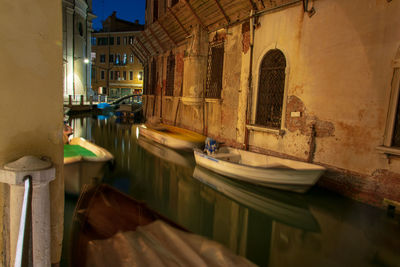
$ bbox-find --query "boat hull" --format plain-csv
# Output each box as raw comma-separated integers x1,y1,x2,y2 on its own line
64,137,113,195
194,148,326,193
139,124,205,150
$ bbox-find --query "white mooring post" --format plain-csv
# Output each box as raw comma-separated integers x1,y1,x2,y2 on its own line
0,156,55,267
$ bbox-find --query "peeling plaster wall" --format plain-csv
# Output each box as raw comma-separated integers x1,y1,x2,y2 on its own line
250,0,400,172
146,0,400,206
0,0,64,265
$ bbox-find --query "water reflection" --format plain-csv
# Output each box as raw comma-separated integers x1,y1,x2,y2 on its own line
65,115,400,267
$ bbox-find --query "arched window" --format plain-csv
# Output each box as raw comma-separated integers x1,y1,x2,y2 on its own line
165,52,175,96
256,49,286,129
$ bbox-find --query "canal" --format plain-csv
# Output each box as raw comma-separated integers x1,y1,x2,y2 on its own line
62,115,400,267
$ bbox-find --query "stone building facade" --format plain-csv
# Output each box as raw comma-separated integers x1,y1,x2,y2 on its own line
91,12,144,100
131,0,400,208
62,0,96,101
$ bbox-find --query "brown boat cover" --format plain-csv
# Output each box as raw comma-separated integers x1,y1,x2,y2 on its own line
85,220,256,267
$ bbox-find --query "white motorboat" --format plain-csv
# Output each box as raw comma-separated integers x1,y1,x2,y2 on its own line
64,137,114,195
194,147,326,193
192,166,319,231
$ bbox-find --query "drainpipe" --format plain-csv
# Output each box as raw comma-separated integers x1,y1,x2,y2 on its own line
244,10,256,150
0,156,55,266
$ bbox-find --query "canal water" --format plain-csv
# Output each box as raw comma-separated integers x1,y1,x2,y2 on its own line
62,115,400,267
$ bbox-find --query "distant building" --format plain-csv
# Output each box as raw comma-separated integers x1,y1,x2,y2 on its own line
91,12,144,100
62,0,96,101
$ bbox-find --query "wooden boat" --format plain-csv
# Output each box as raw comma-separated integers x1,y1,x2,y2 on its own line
139,123,206,150
70,184,256,267
137,136,192,167
192,166,319,231
194,147,326,193
64,137,114,195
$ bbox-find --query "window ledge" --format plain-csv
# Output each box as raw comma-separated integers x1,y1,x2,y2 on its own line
246,125,285,136
376,145,400,156
205,98,222,103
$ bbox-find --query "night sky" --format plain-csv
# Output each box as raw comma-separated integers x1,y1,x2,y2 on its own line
92,0,146,30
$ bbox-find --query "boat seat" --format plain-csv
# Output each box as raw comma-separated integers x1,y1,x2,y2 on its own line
213,153,241,161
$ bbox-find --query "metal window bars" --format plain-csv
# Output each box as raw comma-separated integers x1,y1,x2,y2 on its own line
165,52,175,96
206,40,225,99
255,49,286,129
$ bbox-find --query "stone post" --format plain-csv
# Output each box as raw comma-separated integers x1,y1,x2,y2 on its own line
0,156,55,267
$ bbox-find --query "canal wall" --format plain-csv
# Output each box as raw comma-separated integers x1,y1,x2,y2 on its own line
142,0,400,208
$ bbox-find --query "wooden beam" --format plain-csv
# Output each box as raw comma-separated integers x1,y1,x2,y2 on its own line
142,30,159,54
148,27,166,52
248,0,258,10
158,20,177,46
129,44,146,63
168,7,190,36
136,37,152,57
212,0,230,24
183,0,208,31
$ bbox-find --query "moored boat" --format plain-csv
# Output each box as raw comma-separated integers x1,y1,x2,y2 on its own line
194,147,326,193
139,123,206,150
192,166,319,231
70,184,256,267
137,136,192,167
64,137,113,195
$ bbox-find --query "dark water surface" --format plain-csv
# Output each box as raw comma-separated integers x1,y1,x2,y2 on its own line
62,115,400,267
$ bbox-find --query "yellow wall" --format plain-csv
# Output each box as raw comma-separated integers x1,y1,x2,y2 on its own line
0,0,64,264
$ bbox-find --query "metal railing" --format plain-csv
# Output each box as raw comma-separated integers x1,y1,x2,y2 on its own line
14,175,33,267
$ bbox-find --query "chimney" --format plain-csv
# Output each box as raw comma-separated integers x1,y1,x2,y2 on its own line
135,19,139,24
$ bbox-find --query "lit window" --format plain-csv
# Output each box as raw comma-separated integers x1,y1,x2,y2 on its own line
123,37,127,45
130,54,134,63
123,54,127,64
116,54,120,65
129,36,134,44
138,71,143,81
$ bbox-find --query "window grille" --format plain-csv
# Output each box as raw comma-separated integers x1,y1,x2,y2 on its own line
206,40,224,98
391,82,400,147
255,49,286,129
149,59,157,95
165,52,175,96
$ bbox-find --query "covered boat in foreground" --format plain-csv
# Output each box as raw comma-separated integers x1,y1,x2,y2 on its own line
70,184,256,267
139,123,206,150
194,147,326,193
64,137,113,195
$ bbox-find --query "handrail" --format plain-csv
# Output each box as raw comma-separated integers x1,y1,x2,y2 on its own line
14,175,33,267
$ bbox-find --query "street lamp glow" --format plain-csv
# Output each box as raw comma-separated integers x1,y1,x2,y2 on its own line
83,58,89,64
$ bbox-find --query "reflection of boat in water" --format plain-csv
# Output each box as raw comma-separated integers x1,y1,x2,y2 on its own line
70,184,256,267
194,147,326,193
64,137,114,195
139,124,206,150
192,166,319,232
137,136,192,167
